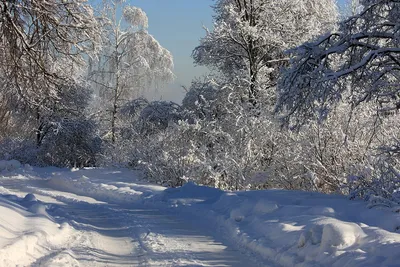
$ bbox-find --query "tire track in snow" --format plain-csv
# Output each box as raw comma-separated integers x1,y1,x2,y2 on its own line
0,169,262,266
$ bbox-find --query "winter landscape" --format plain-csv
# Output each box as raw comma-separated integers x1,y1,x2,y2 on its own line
0,0,400,266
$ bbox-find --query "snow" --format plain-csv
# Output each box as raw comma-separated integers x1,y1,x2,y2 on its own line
154,183,400,267
0,163,257,266
0,161,399,266
0,196,75,266
0,160,21,172
46,168,164,204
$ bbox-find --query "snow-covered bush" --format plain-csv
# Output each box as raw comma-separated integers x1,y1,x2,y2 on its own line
137,101,184,135
0,118,101,168
266,102,387,193
133,80,373,191
128,79,286,189
135,121,208,187
347,126,400,207
348,156,400,207
37,118,101,167
132,119,244,189
275,0,400,201
100,99,185,167
0,139,37,166
0,160,22,172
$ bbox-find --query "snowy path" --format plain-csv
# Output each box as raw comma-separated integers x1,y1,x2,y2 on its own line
2,165,399,267
48,203,257,266
0,168,261,267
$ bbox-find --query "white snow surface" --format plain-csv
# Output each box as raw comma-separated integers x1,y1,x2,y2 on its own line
0,161,399,266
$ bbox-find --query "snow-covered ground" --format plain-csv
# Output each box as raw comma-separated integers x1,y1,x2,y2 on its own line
0,161,399,266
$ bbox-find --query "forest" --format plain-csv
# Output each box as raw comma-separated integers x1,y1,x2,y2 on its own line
0,0,399,208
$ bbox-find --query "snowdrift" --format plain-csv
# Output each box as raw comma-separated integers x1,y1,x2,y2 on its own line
156,183,400,267
0,194,78,266
0,165,399,266
0,160,22,172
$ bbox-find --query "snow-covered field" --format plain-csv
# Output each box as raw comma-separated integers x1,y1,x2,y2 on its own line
0,161,399,266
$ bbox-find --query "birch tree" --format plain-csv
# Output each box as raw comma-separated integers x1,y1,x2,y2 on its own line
89,1,174,143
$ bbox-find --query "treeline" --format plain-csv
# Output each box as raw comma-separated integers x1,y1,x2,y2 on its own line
1,0,399,207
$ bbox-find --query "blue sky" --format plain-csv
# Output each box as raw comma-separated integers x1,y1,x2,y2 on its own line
134,0,348,103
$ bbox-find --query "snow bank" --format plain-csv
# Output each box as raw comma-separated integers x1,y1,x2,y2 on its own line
46,168,165,204
158,181,223,205
155,186,400,267
47,175,145,203
0,160,21,172
0,194,75,266
0,192,137,266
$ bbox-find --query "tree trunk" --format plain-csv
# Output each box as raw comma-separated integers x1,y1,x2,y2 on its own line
36,108,43,147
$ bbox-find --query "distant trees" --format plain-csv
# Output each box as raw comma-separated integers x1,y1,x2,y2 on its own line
89,0,174,143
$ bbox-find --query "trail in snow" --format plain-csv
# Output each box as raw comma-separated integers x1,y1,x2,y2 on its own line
0,167,261,267
1,164,400,267
50,203,257,266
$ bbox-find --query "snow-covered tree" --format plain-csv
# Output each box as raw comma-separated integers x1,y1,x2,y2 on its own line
276,0,400,127
178,1,338,189
137,101,184,135
89,1,174,143
193,0,338,107
181,77,221,120
273,0,400,203
0,82,100,167
0,0,100,145
346,111,400,205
